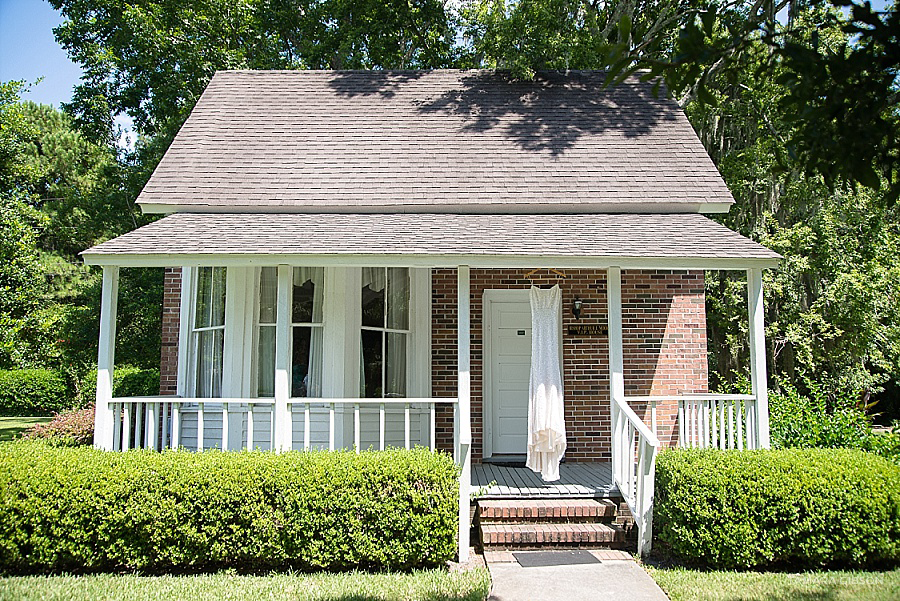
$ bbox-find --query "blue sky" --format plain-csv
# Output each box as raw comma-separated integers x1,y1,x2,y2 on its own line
0,0,82,107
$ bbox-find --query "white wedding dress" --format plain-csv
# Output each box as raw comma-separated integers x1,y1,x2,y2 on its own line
525,285,567,482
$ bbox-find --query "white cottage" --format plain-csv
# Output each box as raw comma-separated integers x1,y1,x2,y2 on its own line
82,70,780,559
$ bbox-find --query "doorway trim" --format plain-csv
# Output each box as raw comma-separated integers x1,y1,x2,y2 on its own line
482,288,563,460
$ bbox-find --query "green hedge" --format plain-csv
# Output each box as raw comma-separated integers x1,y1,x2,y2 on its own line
655,448,900,569
0,443,458,574
0,369,70,416
78,366,160,405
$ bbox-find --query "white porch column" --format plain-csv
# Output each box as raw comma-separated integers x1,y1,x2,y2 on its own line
274,265,292,452
93,266,119,450
457,265,471,562
607,267,625,458
747,268,771,448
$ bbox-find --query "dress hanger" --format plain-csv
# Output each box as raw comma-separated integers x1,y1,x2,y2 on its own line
524,268,567,279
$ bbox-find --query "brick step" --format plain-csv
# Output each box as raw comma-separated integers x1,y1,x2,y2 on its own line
481,523,626,549
478,499,618,523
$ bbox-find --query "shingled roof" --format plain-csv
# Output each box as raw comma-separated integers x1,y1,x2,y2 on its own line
138,70,734,214
82,213,780,267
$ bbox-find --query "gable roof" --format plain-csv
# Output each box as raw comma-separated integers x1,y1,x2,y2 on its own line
138,70,734,214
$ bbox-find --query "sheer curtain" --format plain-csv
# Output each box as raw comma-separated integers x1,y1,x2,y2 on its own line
256,267,277,397
360,267,409,398
292,267,324,398
194,267,226,398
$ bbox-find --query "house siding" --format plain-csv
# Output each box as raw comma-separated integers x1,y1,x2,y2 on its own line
431,269,708,462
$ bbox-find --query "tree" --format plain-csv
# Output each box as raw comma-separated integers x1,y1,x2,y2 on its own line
461,0,899,197
49,0,460,142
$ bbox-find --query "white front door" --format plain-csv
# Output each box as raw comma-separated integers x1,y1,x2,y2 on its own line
486,294,532,457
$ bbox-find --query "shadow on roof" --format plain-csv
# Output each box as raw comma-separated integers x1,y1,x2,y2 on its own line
326,70,678,156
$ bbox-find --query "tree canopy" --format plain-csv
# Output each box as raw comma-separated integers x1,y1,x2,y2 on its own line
0,0,896,416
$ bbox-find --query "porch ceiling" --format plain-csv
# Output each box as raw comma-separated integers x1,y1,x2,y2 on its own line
81,212,781,269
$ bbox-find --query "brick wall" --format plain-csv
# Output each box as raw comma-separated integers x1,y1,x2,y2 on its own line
160,267,181,396
431,269,708,462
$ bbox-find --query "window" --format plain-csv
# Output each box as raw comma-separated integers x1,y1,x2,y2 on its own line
255,267,324,398
291,267,324,397
360,267,409,398
256,267,277,397
193,267,226,398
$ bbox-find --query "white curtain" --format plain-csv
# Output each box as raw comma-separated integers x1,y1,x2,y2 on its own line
293,267,324,398
526,285,567,482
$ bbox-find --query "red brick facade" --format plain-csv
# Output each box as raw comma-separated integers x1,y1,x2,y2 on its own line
159,267,708,457
159,267,182,396
431,269,708,461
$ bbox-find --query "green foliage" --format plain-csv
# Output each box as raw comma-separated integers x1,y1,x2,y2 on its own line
770,380,900,461
0,443,459,573
0,369,71,417
461,0,898,194
655,448,900,569
49,0,460,141
77,366,160,405
22,406,94,447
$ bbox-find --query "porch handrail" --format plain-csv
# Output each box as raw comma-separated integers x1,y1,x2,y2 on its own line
610,393,659,557
107,396,457,454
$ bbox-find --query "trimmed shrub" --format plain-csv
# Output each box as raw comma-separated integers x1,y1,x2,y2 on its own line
22,406,94,446
0,369,70,416
655,448,900,569
0,442,458,573
78,366,160,405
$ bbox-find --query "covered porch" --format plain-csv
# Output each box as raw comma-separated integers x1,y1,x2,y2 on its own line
473,463,616,499
82,212,780,559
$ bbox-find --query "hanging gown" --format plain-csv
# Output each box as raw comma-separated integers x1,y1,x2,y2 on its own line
526,285,567,482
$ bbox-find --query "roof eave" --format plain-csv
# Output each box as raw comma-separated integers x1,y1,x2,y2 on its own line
137,201,735,215
81,251,779,270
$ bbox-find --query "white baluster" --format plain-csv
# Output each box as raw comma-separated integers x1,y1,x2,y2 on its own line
404,403,411,450
354,403,361,453
379,403,385,451
247,403,255,450
222,405,230,450
198,402,205,451
329,403,335,451
112,403,122,451
172,403,181,449
304,403,311,450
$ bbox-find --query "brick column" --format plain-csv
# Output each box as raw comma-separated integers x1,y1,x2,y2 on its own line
160,267,182,396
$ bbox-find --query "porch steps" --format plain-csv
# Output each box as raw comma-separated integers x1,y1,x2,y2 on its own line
477,499,628,550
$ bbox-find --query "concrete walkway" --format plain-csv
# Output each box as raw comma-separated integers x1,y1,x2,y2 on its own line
484,551,669,601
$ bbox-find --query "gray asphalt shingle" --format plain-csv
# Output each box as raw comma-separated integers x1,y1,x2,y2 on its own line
137,70,734,213
82,213,780,261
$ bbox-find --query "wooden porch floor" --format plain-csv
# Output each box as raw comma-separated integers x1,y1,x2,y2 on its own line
472,462,617,499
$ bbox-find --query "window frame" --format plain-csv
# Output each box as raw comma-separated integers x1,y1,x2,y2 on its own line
189,266,227,399
360,267,411,399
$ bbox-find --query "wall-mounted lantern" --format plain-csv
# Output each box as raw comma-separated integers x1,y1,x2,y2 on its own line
573,297,583,320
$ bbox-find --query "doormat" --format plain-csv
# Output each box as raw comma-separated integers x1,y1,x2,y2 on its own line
513,550,601,568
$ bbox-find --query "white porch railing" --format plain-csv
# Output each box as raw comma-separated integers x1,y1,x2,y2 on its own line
108,396,457,453
677,393,759,450
628,393,760,450
610,394,660,557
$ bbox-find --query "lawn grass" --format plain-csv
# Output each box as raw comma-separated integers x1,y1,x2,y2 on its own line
647,566,900,601
0,416,51,442
0,568,491,601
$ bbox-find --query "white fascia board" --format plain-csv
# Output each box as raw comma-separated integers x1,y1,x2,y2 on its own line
137,201,734,215
82,252,780,271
